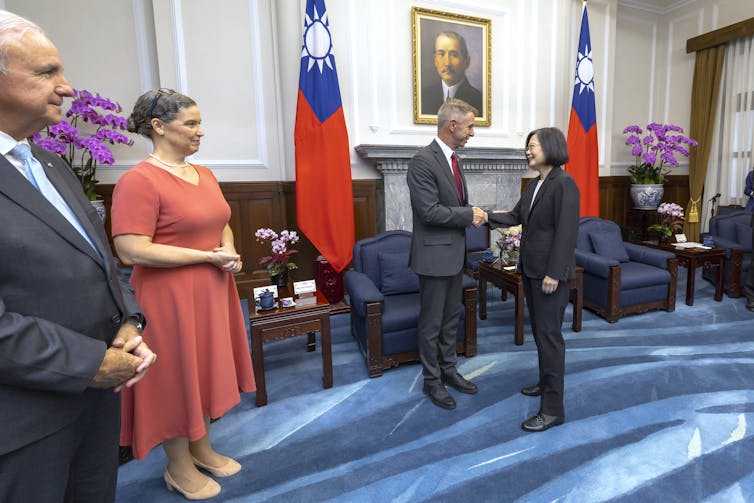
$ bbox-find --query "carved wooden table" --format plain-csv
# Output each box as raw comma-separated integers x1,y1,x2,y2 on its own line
478,261,583,345
642,241,725,306
248,289,332,406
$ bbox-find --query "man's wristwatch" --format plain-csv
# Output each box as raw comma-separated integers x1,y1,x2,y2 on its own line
125,313,146,334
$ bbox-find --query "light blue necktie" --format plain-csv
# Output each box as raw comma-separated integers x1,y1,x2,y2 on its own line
11,143,100,255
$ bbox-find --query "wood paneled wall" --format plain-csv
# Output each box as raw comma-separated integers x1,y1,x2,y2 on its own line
98,175,687,286
97,180,379,290
598,175,690,229
522,175,689,228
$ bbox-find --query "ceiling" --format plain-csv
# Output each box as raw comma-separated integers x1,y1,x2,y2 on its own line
617,0,696,15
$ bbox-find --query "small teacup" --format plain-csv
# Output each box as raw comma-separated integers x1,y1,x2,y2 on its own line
702,237,714,247
280,297,295,308
482,249,495,262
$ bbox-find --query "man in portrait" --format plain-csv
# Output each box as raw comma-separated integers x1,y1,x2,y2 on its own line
421,30,483,117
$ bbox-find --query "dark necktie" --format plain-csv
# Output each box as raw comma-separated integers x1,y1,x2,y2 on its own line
450,153,464,203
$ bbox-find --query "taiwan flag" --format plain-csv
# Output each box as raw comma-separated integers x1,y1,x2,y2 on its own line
295,0,354,272
566,1,599,217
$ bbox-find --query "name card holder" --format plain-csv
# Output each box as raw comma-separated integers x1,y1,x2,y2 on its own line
294,279,316,298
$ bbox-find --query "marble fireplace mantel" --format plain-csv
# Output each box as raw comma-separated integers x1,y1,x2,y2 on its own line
355,144,529,232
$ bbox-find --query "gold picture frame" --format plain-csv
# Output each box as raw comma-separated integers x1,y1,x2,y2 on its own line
412,6,491,126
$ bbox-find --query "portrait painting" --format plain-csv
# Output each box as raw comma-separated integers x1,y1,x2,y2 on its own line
412,7,491,126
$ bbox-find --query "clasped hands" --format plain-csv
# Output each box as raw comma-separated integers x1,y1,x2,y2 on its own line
91,324,157,392
471,206,488,227
209,245,243,273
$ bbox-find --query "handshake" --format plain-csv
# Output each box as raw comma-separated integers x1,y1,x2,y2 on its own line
471,206,488,227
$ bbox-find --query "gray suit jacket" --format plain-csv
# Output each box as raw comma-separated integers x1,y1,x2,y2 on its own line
488,166,580,281
407,140,473,277
0,145,141,455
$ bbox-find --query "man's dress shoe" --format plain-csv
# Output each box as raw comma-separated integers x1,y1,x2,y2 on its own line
521,413,564,432
423,383,456,409
441,373,478,394
520,384,542,396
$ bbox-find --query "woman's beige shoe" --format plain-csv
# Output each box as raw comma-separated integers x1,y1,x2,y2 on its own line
164,469,221,500
191,455,242,478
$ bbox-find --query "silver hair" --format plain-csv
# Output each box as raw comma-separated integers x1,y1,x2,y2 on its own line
0,10,45,75
437,98,477,131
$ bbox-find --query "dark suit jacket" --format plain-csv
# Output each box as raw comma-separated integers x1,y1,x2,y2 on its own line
0,145,141,455
421,78,483,116
407,140,473,277
488,166,580,281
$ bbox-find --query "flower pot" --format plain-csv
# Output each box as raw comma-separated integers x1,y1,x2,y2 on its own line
90,199,106,223
270,269,288,289
501,250,519,265
630,184,664,210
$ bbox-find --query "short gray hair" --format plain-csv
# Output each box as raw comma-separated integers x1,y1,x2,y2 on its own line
437,98,477,131
0,10,45,75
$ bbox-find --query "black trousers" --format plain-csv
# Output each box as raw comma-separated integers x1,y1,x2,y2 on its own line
0,391,120,503
417,273,463,383
523,276,571,417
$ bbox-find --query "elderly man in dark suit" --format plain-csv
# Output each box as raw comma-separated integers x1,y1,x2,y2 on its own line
488,127,579,432
421,31,483,116
0,10,156,502
407,98,487,410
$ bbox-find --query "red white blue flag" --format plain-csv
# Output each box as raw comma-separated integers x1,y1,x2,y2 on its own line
566,1,599,217
295,0,354,272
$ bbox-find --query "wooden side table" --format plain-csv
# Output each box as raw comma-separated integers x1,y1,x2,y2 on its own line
642,242,725,306
248,289,332,406
478,262,583,345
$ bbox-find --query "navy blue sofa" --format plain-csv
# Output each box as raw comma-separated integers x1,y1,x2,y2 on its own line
575,217,678,322
344,230,477,377
701,210,752,297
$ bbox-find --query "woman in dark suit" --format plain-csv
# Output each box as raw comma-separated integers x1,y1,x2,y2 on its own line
488,127,580,432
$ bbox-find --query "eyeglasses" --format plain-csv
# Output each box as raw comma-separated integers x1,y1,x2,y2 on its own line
526,142,540,151
148,88,176,118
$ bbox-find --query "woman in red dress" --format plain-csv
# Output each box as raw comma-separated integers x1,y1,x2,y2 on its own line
112,89,255,500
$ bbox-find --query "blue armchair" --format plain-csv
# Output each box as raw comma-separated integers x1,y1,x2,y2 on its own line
345,230,477,377
575,217,678,322
702,210,752,297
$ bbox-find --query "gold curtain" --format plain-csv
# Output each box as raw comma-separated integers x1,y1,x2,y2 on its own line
684,45,725,240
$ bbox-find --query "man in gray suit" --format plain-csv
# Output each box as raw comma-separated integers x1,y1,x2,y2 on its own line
407,98,487,410
0,10,156,502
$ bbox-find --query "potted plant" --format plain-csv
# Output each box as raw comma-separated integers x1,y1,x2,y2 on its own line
254,228,299,288
494,224,522,265
648,202,685,242
623,123,697,209
31,89,134,219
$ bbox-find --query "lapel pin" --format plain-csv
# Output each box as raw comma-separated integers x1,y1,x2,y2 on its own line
46,162,53,167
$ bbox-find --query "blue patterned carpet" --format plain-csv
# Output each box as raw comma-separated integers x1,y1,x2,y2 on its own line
116,272,754,502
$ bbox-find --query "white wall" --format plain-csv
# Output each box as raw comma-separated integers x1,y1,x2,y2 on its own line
3,0,754,183
612,0,754,176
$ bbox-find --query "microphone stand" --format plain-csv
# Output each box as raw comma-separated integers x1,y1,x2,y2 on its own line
709,195,720,219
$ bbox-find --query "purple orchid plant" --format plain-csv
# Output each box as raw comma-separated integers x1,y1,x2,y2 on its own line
648,202,685,238
254,228,300,276
623,123,698,184
31,89,134,200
